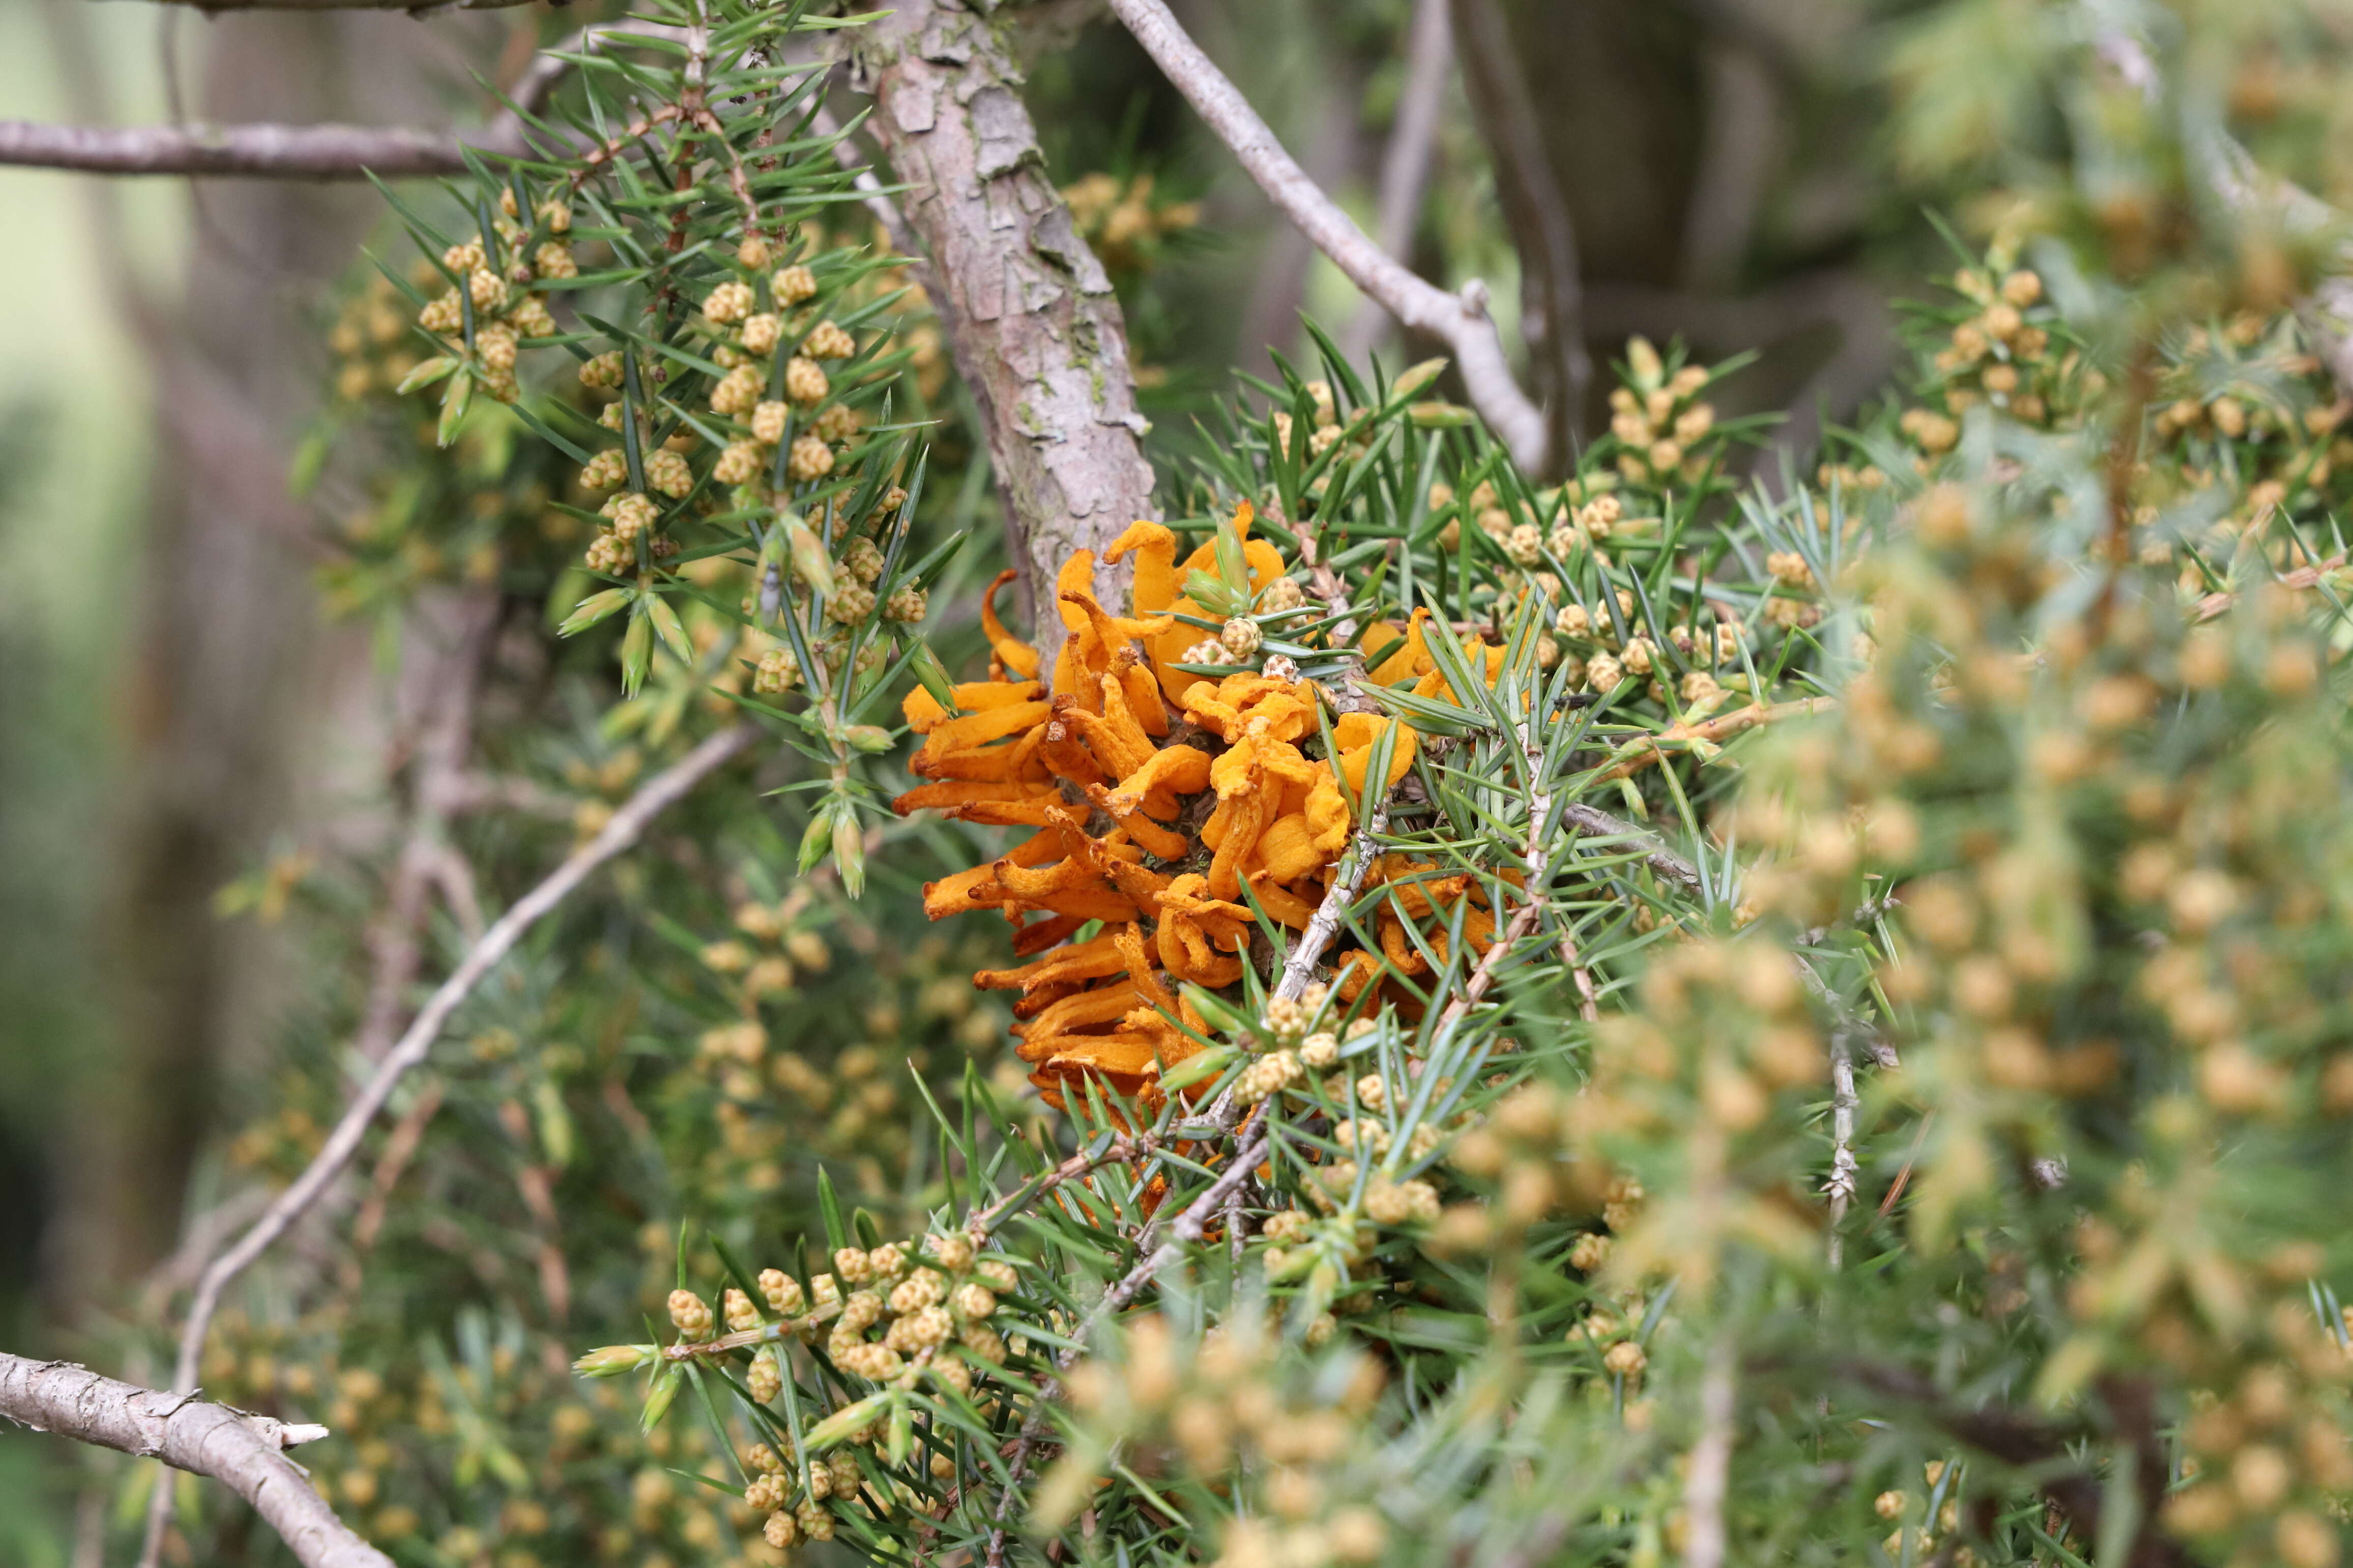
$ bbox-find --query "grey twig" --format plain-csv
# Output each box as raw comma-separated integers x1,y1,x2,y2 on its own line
1824,1032,1859,1267
0,118,514,179
1106,0,1551,473
121,0,532,8
0,15,704,182
1093,1115,1272,1322
1274,794,1392,1004
0,1354,382,1568
1558,802,1703,894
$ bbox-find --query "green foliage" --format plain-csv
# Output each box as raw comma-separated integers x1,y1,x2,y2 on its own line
85,5,2353,1568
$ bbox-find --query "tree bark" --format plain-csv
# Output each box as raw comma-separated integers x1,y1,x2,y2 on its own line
850,0,1159,649
0,1353,388,1568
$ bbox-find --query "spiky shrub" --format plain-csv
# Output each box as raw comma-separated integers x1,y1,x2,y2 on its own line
125,5,2353,1568
590,27,2353,1568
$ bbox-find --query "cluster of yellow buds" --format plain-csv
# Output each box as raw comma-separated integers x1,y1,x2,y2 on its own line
328,274,428,403
1606,337,1720,487
695,257,865,493
695,886,830,1022
815,1232,1017,1391
583,491,681,575
1055,1313,1389,1568
743,1440,856,1548
413,192,575,404
1546,580,1745,697
1922,267,2055,432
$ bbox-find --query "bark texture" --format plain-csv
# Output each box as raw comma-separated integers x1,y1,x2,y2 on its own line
851,0,1159,641
0,1353,388,1568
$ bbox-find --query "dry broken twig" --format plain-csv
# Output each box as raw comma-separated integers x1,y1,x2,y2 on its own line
0,1353,385,1568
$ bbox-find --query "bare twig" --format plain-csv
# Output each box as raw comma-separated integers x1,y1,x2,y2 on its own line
1796,956,1898,1071
124,0,533,8
0,118,518,179
1341,0,1452,365
1107,0,1551,474
137,723,754,1565
1558,802,1702,895
1436,699,1566,1032
983,1417,1045,1568
1824,1034,1858,1268
0,14,702,183
1449,0,1588,469
1681,1333,1737,1568
1092,1114,1271,1323
966,1134,1163,1240
0,1354,380,1568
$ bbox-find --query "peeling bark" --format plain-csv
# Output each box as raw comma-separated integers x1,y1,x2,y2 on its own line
850,1,1159,655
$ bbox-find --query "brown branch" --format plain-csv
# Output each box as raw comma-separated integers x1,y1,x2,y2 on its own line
0,11,692,183
0,1354,384,1568
1341,0,1452,365
1092,1112,1272,1323
966,1134,1163,1240
138,724,755,1558
1449,0,1588,471
853,1,1158,651
1106,0,1551,473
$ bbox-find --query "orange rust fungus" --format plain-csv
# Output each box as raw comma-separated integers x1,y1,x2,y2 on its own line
893,504,1521,1111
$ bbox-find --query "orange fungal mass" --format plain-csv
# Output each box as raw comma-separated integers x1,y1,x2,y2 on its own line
893,503,1505,1111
